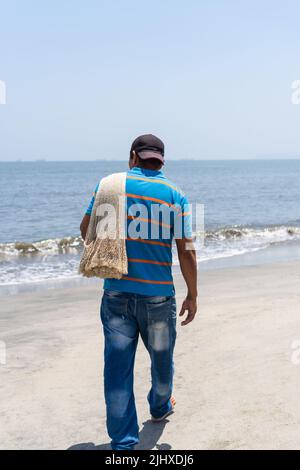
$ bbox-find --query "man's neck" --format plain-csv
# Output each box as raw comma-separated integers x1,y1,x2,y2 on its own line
136,164,163,171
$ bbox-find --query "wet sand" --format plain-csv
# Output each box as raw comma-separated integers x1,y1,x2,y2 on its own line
1,261,300,449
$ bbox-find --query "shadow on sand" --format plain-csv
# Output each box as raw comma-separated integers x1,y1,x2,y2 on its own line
68,418,172,450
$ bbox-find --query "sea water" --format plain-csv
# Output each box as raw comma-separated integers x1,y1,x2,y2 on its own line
1,160,300,293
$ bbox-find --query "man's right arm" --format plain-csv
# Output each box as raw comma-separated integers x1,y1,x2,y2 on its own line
80,214,90,240
80,183,99,240
175,238,198,326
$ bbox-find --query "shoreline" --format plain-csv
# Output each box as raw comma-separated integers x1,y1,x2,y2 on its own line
2,238,300,296
1,260,300,449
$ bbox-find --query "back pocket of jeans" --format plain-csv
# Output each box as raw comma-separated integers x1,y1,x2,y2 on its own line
101,293,128,321
146,297,172,320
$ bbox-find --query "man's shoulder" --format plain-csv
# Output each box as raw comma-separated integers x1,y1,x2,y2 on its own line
162,176,186,199
126,169,186,199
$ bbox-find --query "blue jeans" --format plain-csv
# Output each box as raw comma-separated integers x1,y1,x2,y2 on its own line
100,290,177,450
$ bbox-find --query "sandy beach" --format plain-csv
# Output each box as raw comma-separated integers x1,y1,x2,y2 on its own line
1,260,300,450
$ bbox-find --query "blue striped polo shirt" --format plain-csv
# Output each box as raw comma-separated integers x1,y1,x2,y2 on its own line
85,167,192,296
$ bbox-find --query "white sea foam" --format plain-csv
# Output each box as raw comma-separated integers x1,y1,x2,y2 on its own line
0,225,299,287
0,236,83,257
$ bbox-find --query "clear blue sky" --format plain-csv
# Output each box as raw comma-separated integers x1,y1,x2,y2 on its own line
1,0,300,161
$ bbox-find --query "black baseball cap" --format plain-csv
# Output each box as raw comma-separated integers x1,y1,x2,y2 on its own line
130,134,165,163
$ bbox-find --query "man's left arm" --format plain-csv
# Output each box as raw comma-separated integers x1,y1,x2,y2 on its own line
175,193,197,326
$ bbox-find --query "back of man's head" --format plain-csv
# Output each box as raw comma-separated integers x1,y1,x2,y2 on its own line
130,134,165,170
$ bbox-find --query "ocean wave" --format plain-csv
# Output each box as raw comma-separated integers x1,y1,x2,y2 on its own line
1,224,300,289
196,225,300,261
1,225,300,258
0,236,83,257
205,225,300,242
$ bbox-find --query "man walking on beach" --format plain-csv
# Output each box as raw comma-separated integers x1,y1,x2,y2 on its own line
80,134,197,450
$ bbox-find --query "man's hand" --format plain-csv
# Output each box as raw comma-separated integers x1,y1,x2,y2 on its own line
179,296,197,326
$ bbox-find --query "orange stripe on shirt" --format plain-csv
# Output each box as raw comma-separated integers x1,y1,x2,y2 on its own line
122,276,173,285
126,193,180,212
126,238,172,248
127,215,171,228
128,258,172,266
178,211,192,217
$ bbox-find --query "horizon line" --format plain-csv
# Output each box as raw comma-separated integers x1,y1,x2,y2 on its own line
2,157,300,163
